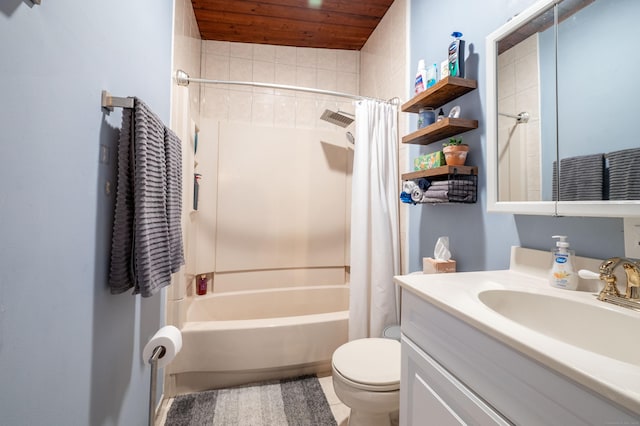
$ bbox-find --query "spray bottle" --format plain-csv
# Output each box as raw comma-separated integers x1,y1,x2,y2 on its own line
415,59,427,94
549,235,578,290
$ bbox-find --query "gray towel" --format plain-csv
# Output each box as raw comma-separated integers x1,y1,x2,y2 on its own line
423,189,449,199
429,180,474,188
552,154,604,201
607,148,640,200
165,127,184,273
420,197,448,203
109,98,183,297
109,105,136,294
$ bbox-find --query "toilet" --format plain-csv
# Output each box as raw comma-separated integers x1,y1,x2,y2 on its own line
331,338,401,426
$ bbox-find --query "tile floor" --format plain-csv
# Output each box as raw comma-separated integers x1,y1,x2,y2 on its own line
318,373,350,426
155,373,350,425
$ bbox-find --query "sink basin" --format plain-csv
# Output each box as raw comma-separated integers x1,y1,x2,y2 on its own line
478,289,640,366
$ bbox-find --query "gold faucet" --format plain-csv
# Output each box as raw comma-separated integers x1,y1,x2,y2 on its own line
595,257,640,310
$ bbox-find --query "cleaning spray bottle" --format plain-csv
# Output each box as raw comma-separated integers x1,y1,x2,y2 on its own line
415,59,427,94
549,235,578,290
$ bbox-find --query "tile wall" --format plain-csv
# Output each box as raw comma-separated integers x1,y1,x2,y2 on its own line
168,0,202,317
200,41,360,130
497,33,542,202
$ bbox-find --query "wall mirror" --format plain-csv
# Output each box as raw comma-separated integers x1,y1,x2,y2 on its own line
486,0,640,217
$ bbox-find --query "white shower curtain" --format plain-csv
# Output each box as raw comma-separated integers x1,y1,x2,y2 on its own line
349,99,400,340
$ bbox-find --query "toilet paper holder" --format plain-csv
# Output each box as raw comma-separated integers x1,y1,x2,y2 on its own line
144,325,182,426
148,345,165,426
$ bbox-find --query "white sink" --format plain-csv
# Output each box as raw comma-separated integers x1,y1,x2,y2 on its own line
478,289,640,366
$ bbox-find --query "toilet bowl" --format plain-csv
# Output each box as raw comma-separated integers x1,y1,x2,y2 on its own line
331,338,401,426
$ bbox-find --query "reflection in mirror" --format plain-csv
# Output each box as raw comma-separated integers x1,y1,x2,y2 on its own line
497,5,554,202
555,0,640,202
496,0,640,203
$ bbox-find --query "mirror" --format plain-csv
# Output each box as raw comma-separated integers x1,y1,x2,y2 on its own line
486,0,640,217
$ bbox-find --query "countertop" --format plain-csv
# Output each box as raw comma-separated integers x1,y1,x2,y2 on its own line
394,247,640,416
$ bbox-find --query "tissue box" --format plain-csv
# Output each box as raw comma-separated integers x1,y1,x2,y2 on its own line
423,257,457,274
414,152,446,171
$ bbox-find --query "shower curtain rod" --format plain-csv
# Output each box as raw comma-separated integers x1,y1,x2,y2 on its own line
498,111,530,123
175,70,399,105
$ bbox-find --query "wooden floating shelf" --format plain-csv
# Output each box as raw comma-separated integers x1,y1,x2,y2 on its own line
402,117,478,146
402,165,478,181
401,77,477,113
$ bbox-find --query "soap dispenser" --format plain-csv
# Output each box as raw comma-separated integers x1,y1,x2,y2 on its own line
549,235,578,290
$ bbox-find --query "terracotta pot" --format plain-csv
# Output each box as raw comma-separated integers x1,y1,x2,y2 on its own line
443,144,469,166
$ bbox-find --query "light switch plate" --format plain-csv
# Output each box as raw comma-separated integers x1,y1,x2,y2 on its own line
623,217,640,259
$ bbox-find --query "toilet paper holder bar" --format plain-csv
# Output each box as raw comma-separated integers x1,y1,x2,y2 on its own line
148,345,166,426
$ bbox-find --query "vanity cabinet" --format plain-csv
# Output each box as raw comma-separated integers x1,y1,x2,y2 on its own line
401,77,479,201
402,336,509,425
400,288,639,425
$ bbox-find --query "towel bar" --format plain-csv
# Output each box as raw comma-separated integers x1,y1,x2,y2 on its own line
101,90,134,112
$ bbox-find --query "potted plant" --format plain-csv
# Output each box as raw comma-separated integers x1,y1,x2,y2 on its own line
442,137,469,166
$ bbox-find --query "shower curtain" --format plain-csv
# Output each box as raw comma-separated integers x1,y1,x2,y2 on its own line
349,99,400,340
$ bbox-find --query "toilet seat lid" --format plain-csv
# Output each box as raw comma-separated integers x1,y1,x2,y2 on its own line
332,338,401,388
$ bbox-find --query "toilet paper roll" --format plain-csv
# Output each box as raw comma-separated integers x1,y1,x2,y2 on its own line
143,325,182,368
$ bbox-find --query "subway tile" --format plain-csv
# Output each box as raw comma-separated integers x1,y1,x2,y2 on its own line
296,47,318,67
317,49,338,70
229,42,253,59
275,45,297,65
252,93,275,126
253,44,276,63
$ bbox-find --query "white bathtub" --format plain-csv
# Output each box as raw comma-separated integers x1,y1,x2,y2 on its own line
169,285,349,393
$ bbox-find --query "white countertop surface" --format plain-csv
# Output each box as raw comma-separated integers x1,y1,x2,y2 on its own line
394,247,640,416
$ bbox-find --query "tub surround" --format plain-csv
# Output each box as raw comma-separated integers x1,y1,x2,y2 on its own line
395,247,640,420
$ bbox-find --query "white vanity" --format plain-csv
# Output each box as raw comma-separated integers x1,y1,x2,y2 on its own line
394,247,640,425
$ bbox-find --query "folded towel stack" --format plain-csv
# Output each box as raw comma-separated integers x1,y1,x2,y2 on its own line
607,148,640,200
552,154,604,201
400,179,476,204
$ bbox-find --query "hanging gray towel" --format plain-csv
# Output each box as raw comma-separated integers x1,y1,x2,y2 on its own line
607,148,640,200
109,98,183,297
109,105,136,294
164,127,184,272
552,154,604,201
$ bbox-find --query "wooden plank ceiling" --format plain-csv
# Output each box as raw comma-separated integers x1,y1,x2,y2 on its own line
191,0,396,50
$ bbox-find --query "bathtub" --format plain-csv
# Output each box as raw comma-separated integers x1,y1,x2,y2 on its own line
169,285,349,393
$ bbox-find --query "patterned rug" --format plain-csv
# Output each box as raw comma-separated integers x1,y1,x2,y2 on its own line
164,375,337,426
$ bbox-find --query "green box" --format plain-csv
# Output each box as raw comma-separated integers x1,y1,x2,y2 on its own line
414,151,445,170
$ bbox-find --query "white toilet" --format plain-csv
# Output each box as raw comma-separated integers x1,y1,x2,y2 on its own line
331,338,401,426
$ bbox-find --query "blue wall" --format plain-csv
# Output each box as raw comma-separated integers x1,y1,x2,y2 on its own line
408,0,624,273
0,1,173,425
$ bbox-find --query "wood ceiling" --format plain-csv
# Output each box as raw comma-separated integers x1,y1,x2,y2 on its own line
191,0,396,50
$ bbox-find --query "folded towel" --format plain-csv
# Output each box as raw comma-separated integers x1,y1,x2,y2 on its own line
607,148,640,200
400,191,414,204
448,188,476,197
420,197,448,204
411,187,424,202
449,190,476,202
424,189,449,199
429,179,475,189
109,98,183,298
552,154,604,201
416,178,431,191
402,180,418,193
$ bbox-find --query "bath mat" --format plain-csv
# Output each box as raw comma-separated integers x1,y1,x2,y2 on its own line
164,375,337,426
